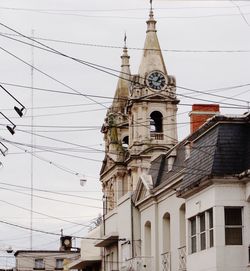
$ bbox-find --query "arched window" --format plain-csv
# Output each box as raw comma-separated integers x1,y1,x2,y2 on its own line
150,111,163,133
163,213,171,253
144,221,152,256
179,204,186,248
122,136,129,149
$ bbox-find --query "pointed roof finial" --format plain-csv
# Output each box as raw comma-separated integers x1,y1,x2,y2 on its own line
150,0,153,12
124,32,127,48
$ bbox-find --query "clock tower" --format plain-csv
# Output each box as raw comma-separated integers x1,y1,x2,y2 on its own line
126,7,179,183
100,6,179,206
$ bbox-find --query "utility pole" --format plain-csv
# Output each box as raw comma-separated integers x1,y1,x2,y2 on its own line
30,29,34,250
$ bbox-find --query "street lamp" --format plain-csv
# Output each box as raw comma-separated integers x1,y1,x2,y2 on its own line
0,142,8,156
0,84,26,117
0,112,16,135
6,247,13,254
80,177,87,187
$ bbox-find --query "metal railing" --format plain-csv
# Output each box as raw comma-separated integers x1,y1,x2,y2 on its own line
178,246,186,271
161,251,171,271
150,132,164,140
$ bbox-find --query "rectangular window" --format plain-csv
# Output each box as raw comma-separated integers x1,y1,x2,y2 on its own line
34,259,45,270
56,259,64,270
190,217,197,253
225,207,243,245
189,208,214,254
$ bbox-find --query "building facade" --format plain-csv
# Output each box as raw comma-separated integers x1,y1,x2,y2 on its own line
132,112,250,271
72,5,250,271
96,6,179,271
15,250,80,271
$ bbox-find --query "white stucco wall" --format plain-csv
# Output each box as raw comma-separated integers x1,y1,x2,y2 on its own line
185,181,250,271
80,226,101,260
139,192,185,271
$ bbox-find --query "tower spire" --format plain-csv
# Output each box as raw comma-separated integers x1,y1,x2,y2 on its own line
137,3,167,79
110,35,131,113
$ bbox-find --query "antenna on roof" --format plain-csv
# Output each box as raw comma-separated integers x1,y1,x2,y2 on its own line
150,0,153,11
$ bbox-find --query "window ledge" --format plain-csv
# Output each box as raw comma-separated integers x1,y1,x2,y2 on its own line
33,268,45,270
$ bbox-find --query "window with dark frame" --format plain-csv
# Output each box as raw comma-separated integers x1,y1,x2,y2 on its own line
34,259,45,270
55,259,64,270
189,208,214,254
225,207,243,245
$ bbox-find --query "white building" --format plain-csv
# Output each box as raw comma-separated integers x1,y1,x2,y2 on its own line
71,5,250,271
133,112,250,271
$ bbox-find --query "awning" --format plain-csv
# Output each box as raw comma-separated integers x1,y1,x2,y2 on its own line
68,257,101,269
95,233,119,247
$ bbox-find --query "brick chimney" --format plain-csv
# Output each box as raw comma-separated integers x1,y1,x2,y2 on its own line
189,104,220,133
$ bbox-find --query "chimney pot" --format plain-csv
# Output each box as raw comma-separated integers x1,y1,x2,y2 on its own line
189,104,220,133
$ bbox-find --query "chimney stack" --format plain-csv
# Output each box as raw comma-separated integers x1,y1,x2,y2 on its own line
189,104,220,133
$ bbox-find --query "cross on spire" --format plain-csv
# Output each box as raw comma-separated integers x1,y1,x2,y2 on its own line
124,32,127,48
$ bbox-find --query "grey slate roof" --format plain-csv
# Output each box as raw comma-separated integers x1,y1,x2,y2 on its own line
149,113,250,195
182,122,250,191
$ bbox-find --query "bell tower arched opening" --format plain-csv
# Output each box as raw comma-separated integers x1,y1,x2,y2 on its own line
150,111,163,140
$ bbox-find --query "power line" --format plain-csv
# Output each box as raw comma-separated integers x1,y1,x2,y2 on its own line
4,108,107,119
0,219,126,241
1,22,249,107
230,0,250,27
6,140,90,176
13,129,105,154
0,46,108,110
0,199,98,228
0,101,112,111
0,24,249,109
0,185,102,208
1,4,250,12
0,81,249,110
1,6,250,20
1,31,250,53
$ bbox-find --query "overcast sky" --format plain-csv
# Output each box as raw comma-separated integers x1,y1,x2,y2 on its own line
0,0,250,267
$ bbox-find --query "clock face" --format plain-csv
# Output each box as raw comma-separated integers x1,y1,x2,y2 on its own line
147,71,166,90
64,239,71,246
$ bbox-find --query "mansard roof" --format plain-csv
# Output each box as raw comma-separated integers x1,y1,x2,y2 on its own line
148,113,250,195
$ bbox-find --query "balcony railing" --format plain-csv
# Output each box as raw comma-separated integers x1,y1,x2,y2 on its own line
178,246,186,271
122,256,153,271
161,251,170,271
150,132,164,140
